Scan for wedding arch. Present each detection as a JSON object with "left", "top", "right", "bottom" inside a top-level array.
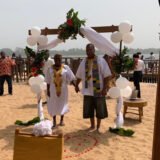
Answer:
[{"left": 26, "top": 9, "right": 160, "bottom": 159}]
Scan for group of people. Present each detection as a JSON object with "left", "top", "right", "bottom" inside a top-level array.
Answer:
[{"left": 45, "top": 43, "right": 112, "bottom": 132}]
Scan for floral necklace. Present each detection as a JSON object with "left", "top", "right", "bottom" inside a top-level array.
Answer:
[{"left": 53, "top": 64, "right": 64, "bottom": 97}]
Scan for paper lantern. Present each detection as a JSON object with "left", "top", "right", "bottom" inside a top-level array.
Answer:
[
  {"left": 108, "top": 87, "right": 121, "bottom": 99},
  {"left": 37, "top": 35, "right": 48, "bottom": 45},
  {"left": 40, "top": 82, "right": 47, "bottom": 91},
  {"left": 111, "top": 31, "right": 122, "bottom": 43},
  {"left": 116, "top": 76, "right": 129, "bottom": 89},
  {"left": 31, "top": 84, "right": 42, "bottom": 94},
  {"left": 119, "top": 21, "right": 131, "bottom": 34},
  {"left": 27, "top": 36, "right": 37, "bottom": 46},
  {"left": 35, "top": 75, "right": 45, "bottom": 85},
  {"left": 31, "top": 26, "right": 41, "bottom": 37},
  {"left": 122, "top": 32, "right": 134, "bottom": 44},
  {"left": 121, "top": 86, "right": 132, "bottom": 98},
  {"left": 28, "top": 76, "right": 37, "bottom": 86}
]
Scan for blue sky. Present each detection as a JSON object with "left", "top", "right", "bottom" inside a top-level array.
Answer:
[{"left": 0, "top": 0, "right": 160, "bottom": 51}]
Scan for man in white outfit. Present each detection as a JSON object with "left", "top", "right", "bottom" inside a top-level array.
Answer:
[{"left": 45, "top": 54, "right": 75, "bottom": 128}]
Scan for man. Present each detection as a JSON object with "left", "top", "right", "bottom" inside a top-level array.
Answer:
[
  {"left": 75, "top": 43, "right": 112, "bottom": 132},
  {"left": 45, "top": 54, "right": 75, "bottom": 128},
  {"left": 0, "top": 51, "right": 16, "bottom": 95},
  {"left": 148, "top": 52, "right": 156, "bottom": 72},
  {"left": 133, "top": 53, "right": 144, "bottom": 98}
]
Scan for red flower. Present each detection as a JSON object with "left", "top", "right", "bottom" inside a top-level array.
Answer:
[
  {"left": 33, "top": 73, "right": 38, "bottom": 77},
  {"left": 31, "top": 67, "right": 37, "bottom": 72},
  {"left": 67, "top": 19, "right": 73, "bottom": 26}
]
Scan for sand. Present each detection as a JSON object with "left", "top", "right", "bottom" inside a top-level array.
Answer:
[{"left": 0, "top": 82, "right": 156, "bottom": 160}]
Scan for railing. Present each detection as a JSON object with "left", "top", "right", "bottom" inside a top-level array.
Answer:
[{"left": 12, "top": 57, "right": 159, "bottom": 83}]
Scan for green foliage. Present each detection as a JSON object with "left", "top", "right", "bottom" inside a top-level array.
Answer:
[
  {"left": 15, "top": 117, "right": 40, "bottom": 126},
  {"left": 24, "top": 46, "right": 49, "bottom": 76},
  {"left": 111, "top": 47, "right": 134, "bottom": 74},
  {"left": 58, "top": 8, "right": 86, "bottom": 42},
  {"left": 109, "top": 127, "right": 134, "bottom": 137}
]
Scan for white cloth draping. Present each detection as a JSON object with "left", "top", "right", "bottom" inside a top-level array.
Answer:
[
  {"left": 45, "top": 65, "right": 75, "bottom": 116},
  {"left": 37, "top": 93, "right": 44, "bottom": 121},
  {"left": 76, "top": 56, "right": 111, "bottom": 96},
  {"left": 115, "top": 96, "right": 124, "bottom": 128},
  {"left": 80, "top": 27, "right": 119, "bottom": 57},
  {"left": 38, "top": 38, "right": 63, "bottom": 50}
]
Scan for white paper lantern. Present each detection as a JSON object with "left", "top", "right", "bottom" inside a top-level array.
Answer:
[
  {"left": 108, "top": 87, "right": 121, "bottom": 99},
  {"left": 111, "top": 31, "right": 122, "bottom": 43},
  {"left": 28, "top": 76, "right": 37, "bottom": 86},
  {"left": 31, "top": 26, "right": 41, "bottom": 37},
  {"left": 40, "top": 82, "right": 47, "bottom": 90},
  {"left": 37, "top": 35, "right": 48, "bottom": 45},
  {"left": 122, "top": 32, "right": 134, "bottom": 44},
  {"left": 119, "top": 21, "right": 132, "bottom": 34},
  {"left": 35, "top": 75, "right": 45, "bottom": 85},
  {"left": 116, "top": 76, "right": 129, "bottom": 89},
  {"left": 121, "top": 86, "right": 132, "bottom": 98},
  {"left": 31, "top": 84, "right": 42, "bottom": 94},
  {"left": 27, "top": 36, "right": 37, "bottom": 46}
]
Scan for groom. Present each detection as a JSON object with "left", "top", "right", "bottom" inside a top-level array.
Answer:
[{"left": 75, "top": 43, "right": 111, "bottom": 132}]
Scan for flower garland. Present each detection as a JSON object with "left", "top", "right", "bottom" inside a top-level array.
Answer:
[
  {"left": 53, "top": 64, "right": 64, "bottom": 96},
  {"left": 58, "top": 8, "right": 86, "bottom": 42}
]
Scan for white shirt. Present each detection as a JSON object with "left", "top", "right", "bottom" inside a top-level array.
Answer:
[
  {"left": 76, "top": 56, "right": 111, "bottom": 96},
  {"left": 134, "top": 59, "right": 145, "bottom": 72},
  {"left": 43, "top": 57, "right": 54, "bottom": 76}
]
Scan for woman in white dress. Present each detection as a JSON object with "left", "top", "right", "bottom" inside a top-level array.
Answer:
[{"left": 45, "top": 54, "right": 75, "bottom": 128}]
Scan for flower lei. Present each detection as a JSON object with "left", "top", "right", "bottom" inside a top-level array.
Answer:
[
  {"left": 58, "top": 8, "right": 86, "bottom": 42},
  {"left": 53, "top": 64, "right": 64, "bottom": 97}
]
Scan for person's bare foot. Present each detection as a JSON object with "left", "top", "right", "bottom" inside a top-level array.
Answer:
[
  {"left": 52, "top": 123, "right": 57, "bottom": 129},
  {"left": 85, "top": 126, "right": 95, "bottom": 131},
  {"left": 59, "top": 121, "right": 65, "bottom": 126}
]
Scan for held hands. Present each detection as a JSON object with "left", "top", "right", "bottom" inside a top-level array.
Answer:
[
  {"left": 101, "top": 88, "right": 107, "bottom": 96},
  {"left": 75, "top": 85, "right": 80, "bottom": 93}
]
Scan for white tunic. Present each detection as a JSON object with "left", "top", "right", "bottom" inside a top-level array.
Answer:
[
  {"left": 45, "top": 65, "right": 75, "bottom": 116},
  {"left": 76, "top": 56, "right": 111, "bottom": 96}
]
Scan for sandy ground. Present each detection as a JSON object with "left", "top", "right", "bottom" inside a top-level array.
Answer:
[{"left": 0, "top": 82, "right": 157, "bottom": 160}]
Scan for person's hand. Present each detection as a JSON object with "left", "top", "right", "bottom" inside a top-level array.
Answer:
[
  {"left": 101, "top": 88, "right": 107, "bottom": 96},
  {"left": 75, "top": 85, "right": 80, "bottom": 93}
]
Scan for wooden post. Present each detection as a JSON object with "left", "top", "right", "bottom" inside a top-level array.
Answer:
[
  {"left": 152, "top": 52, "right": 160, "bottom": 160},
  {"left": 28, "top": 25, "right": 119, "bottom": 35}
]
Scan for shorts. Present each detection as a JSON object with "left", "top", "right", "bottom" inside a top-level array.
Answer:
[{"left": 83, "top": 95, "right": 108, "bottom": 119}]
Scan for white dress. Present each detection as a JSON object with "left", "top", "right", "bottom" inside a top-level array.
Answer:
[{"left": 45, "top": 65, "right": 75, "bottom": 116}]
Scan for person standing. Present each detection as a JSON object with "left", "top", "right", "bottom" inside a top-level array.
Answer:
[
  {"left": 133, "top": 53, "right": 145, "bottom": 98},
  {"left": 75, "top": 43, "right": 112, "bottom": 132},
  {"left": 0, "top": 51, "right": 16, "bottom": 95},
  {"left": 45, "top": 54, "right": 75, "bottom": 128}
]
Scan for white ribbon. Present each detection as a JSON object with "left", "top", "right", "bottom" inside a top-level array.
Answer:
[{"left": 38, "top": 38, "right": 63, "bottom": 50}]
